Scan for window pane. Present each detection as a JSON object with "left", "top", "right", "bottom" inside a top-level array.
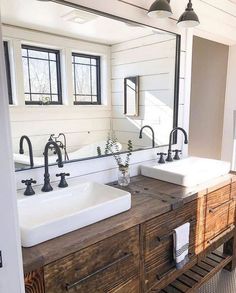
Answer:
[
  {"left": 49, "top": 53, "right": 56, "bottom": 61},
  {"left": 74, "top": 56, "right": 90, "bottom": 64},
  {"left": 22, "top": 58, "right": 30, "bottom": 93},
  {"left": 22, "top": 45, "right": 61, "bottom": 105},
  {"left": 75, "top": 64, "right": 91, "bottom": 95},
  {"left": 77, "top": 95, "right": 91, "bottom": 102},
  {"left": 92, "top": 95, "right": 98, "bottom": 103},
  {"left": 91, "top": 58, "right": 97, "bottom": 66},
  {"left": 28, "top": 49, "right": 49, "bottom": 59},
  {"left": 72, "top": 53, "right": 100, "bottom": 105},
  {"left": 91, "top": 66, "right": 97, "bottom": 95},
  {"left": 50, "top": 62, "right": 58, "bottom": 94},
  {"left": 51, "top": 95, "right": 59, "bottom": 102},
  {"left": 29, "top": 58, "right": 50, "bottom": 94}
]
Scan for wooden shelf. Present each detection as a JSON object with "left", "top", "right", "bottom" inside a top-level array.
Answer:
[{"left": 156, "top": 250, "right": 232, "bottom": 293}]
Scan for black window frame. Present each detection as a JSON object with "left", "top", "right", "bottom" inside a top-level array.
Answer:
[
  {"left": 72, "top": 52, "right": 101, "bottom": 105},
  {"left": 3, "top": 41, "right": 13, "bottom": 105},
  {"left": 21, "top": 44, "right": 62, "bottom": 105}
]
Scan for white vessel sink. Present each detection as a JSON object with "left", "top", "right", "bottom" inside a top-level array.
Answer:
[
  {"left": 141, "top": 156, "right": 231, "bottom": 187},
  {"left": 18, "top": 181, "right": 131, "bottom": 247}
]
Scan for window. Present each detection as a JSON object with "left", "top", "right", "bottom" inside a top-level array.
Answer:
[
  {"left": 3, "top": 41, "right": 13, "bottom": 104},
  {"left": 22, "top": 45, "right": 62, "bottom": 105},
  {"left": 72, "top": 53, "right": 101, "bottom": 105}
]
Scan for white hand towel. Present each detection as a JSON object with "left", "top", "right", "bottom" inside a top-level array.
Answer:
[{"left": 173, "top": 222, "right": 190, "bottom": 269}]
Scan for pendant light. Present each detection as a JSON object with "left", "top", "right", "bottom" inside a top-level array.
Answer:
[
  {"left": 147, "top": 0, "right": 172, "bottom": 19},
  {"left": 177, "top": 0, "right": 200, "bottom": 28}
]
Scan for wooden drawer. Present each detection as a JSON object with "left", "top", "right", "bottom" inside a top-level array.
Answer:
[
  {"left": 142, "top": 201, "right": 198, "bottom": 291},
  {"left": 44, "top": 227, "right": 139, "bottom": 293},
  {"left": 205, "top": 199, "right": 235, "bottom": 246},
  {"left": 206, "top": 185, "right": 231, "bottom": 209}
]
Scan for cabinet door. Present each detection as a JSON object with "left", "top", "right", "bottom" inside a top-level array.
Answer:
[
  {"left": 44, "top": 227, "right": 140, "bottom": 293},
  {"left": 142, "top": 200, "right": 198, "bottom": 292},
  {"left": 24, "top": 268, "right": 45, "bottom": 293}
]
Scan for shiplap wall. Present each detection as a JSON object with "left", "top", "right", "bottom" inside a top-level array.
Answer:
[
  {"left": 14, "top": 0, "right": 192, "bottom": 189},
  {"left": 111, "top": 33, "right": 176, "bottom": 148},
  {"left": 4, "top": 25, "right": 112, "bottom": 156}
]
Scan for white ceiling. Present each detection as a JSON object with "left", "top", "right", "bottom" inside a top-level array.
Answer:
[
  {"left": 0, "top": 0, "right": 173, "bottom": 45},
  {"left": 119, "top": 0, "right": 236, "bottom": 45}
]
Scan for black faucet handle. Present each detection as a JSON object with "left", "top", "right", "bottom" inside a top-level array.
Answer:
[
  {"left": 56, "top": 173, "right": 70, "bottom": 188},
  {"left": 157, "top": 153, "right": 167, "bottom": 164},
  {"left": 172, "top": 149, "right": 182, "bottom": 160},
  {"left": 21, "top": 179, "right": 37, "bottom": 196}
]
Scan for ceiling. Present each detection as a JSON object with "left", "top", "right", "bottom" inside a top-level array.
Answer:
[
  {"left": 0, "top": 0, "right": 173, "bottom": 45},
  {"left": 118, "top": 0, "right": 236, "bottom": 45}
]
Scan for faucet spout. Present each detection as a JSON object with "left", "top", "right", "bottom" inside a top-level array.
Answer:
[
  {"left": 41, "top": 141, "right": 63, "bottom": 192},
  {"left": 166, "top": 127, "right": 188, "bottom": 162},
  {"left": 139, "top": 125, "right": 155, "bottom": 148},
  {"left": 19, "top": 135, "right": 34, "bottom": 168}
]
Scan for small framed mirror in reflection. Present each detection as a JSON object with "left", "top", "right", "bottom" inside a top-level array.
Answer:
[{"left": 124, "top": 76, "right": 139, "bottom": 117}]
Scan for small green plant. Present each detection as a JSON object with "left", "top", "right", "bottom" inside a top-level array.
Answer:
[
  {"left": 40, "top": 96, "right": 51, "bottom": 105},
  {"left": 105, "top": 135, "right": 133, "bottom": 169}
]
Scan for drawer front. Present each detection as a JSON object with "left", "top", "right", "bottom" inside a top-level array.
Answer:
[
  {"left": 143, "top": 201, "right": 197, "bottom": 256},
  {"left": 142, "top": 201, "right": 197, "bottom": 291},
  {"left": 205, "top": 200, "right": 235, "bottom": 245},
  {"left": 44, "top": 227, "right": 139, "bottom": 293},
  {"left": 206, "top": 185, "right": 231, "bottom": 209}
]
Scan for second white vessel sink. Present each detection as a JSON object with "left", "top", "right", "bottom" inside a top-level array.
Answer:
[
  {"left": 141, "top": 156, "right": 231, "bottom": 187},
  {"left": 18, "top": 181, "right": 131, "bottom": 247}
]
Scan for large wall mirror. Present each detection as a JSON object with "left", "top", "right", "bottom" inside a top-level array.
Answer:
[{"left": 1, "top": 0, "right": 180, "bottom": 171}]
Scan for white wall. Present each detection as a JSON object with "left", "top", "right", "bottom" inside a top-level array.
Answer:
[
  {"left": 4, "top": 25, "right": 112, "bottom": 155},
  {"left": 189, "top": 36, "right": 229, "bottom": 160},
  {"left": 111, "top": 33, "right": 176, "bottom": 148},
  {"left": 222, "top": 45, "right": 236, "bottom": 164}
]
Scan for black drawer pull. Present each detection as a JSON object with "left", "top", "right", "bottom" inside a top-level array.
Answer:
[
  {"left": 207, "top": 224, "right": 235, "bottom": 245},
  {"left": 157, "top": 217, "right": 196, "bottom": 243},
  {"left": 208, "top": 199, "right": 234, "bottom": 214},
  {"left": 65, "top": 252, "right": 133, "bottom": 290}
]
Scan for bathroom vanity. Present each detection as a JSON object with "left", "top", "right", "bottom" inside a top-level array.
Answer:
[{"left": 23, "top": 174, "right": 236, "bottom": 293}]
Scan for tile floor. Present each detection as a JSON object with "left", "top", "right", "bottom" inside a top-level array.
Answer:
[{"left": 198, "top": 268, "right": 236, "bottom": 293}]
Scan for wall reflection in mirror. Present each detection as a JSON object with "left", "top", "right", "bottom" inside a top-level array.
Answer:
[{"left": 1, "top": 0, "right": 180, "bottom": 171}]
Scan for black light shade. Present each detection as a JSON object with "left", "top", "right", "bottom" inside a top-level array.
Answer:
[
  {"left": 148, "top": 0, "right": 172, "bottom": 18},
  {"left": 178, "top": 0, "right": 200, "bottom": 28}
]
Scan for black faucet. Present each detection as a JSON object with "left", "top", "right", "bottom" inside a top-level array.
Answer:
[
  {"left": 48, "top": 133, "right": 69, "bottom": 161},
  {"left": 19, "top": 135, "right": 34, "bottom": 168},
  {"left": 41, "top": 141, "right": 63, "bottom": 192},
  {"left": 166, "top": 127, "right": 188, "bottom": 162},
  {"left": 139, "top": 125, "right": 155, "bottom": 148}
]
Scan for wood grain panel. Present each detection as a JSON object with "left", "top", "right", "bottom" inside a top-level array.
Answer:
[
  {"left": 24, "top": 268, "right": 45, "bottom": 293},
  {"left": 205, "top": 200, "right": 235, "bottom": 245},
  {"left": 206, "top": 184, "right": 231, "bottom": 209},
  {"left": 44, "top": 227, "right": 139, "bottom": 293}
]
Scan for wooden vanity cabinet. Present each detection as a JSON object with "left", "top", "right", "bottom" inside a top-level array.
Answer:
[
  {"left": 44, "top": 226, "right": 140, "bottom": 293},
  {"left": 24, "top": 179, "right": 236, "bottom": 293}
]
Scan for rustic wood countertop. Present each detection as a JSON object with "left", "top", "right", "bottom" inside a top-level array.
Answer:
[{"left": 22, "top": 174, "right": 235, "bottom": 273}]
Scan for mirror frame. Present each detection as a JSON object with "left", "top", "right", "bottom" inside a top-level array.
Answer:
[{"left": 14, "top": 0, "right": 181, "bottom": 172}]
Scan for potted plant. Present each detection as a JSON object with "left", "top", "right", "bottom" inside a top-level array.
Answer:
[{"left": 105, "top": 135, "right": 133, "bottom": 186}]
